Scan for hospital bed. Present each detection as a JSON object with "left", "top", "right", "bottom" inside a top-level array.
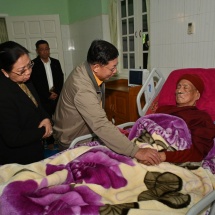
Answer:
[
  {"left": 69, "top": 68, "right": 215, "bottom": 215},
  {"left": 0, "top": 68, "right": 215, "bottom": 215}
]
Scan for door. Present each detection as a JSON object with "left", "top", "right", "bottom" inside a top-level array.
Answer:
[
  {"left": 5, "top": 14, "right": 65, "bottom": 76},
  {"left": 118, "top": 0, "right": 149, "bottom": 70}
]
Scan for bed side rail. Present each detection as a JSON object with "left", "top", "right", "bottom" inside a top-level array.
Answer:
[
  {"left": 69, "top": 133, "right": 96, "bottom": 148},
  {"left": 69, "top": 122, "right": 135, "bottom": 148},
  {"left": 136, "top": 68, "right": 165, "bottom": 116},
  {"left": 186, "top": 190, "right": 215, "bottom": 215}
]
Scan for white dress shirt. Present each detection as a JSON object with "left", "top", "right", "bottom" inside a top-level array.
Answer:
[{"left": 42, "top": 58, "right": 54, "bottom": 91}]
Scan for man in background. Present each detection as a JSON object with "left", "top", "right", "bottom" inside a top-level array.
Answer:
[{"left": 31, "top": 40, "right": 64, "bottom": 146}]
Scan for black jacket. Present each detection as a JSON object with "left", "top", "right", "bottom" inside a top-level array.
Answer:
[
  {"left": 0, "top": 72, "right": 49, "bottom": 164},
  {"left": 31, "top": 56, "right": 64, "bottom": 116}
]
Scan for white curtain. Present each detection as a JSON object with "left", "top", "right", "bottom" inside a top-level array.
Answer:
[
  {"left": 0, "top": 18, "right": 8, "bottom": 43},
  {"left": 108, "top": 0, "right": 118, "bottom": 47},
  {"left": 109, "top": 0, "right": 122, "bottom": 76}
]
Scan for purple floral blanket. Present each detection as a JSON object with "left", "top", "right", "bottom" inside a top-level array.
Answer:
[
  {"left": 128, "top": 114, "right": 215, "bottom": 174},
  {"left": 0, "top": 114, "right": 215, "bottom": 215}
]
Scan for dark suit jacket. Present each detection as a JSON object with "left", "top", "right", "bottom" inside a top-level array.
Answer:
[
  {"left": 0, "top": 72, "right": 49, "bottom": 164},
  {"left": 31, "top": 56, "right": 64, "bottom": 116}
]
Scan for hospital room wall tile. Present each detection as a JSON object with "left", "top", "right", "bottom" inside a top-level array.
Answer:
[
  {"left": 168, "top": 19, "right": 174, "bottom": 44},
  {"left": 159, "top": 45, "right": 166, "bottom": 68},
  {"left": 61, "top": 25, "right": 73, "bottom": 80},
  {"left": 200, "top": 0, "right": 215, "bottom": 13},
  {"left": 160, "top": 45, "right": 168, "bottom": 68},
  {"left": 159, "top": 67, "right": 173, "bottom": 79},
  {"left": 67, "top": 15, "right": 108, "bottom": 79},
  {"left": 163, "top": 45, "right": 174, "bottom": 68},
  {"left": 198, "top": 41, "right": 215, "bottom": 68},
  {"left": 150, "top": 22, "right": 158, "bottom": 46},
  {"left": 172, "top": 17, "right": 185, "bottom": 44},
  {"left": 61, "top": 25, "right": 71, "bottom": 39},
  {"left": 63, "top": 50, "right": 73, "bottom": 80},
  {"left": 182, "top": 43, "right": 200, "bottom": 68},
  {"left": 169, "top": 45, "right": 175, "bottom": 68},
  {"left": 160, "top": 22, "right": 167, "bottom": 44},
  {"left": 150, "top": 44, "right": 160, "bottom": 67},
  {"left": 166, "top": 0, "right": 175, "bottom": 20},
  {"left": 170, "top": 0, "right": 185, "bottom": 19},
  {"left": 150, "top": 45, "right": 156, "bottom": 66},
  {"left": 198, "top": 12, "right": 215, "bottom": 42},
  {"left": 163, "top": 45, "right": 172, "bottom": 67},
  {"left": 172, "top": 44, "right": 183, "bottom": 68},
  {"left": 184, "top": 0, "right": 200, "bottom": 16},
  {"left": 150, "top": 0, "right": 159, "bottom": 23},
  {"left": 157, "top": 0, "right": 168, "bottom": 21},
  {"left": 150, "top": 0, "right": 215, "bottom": 79},
  {"left": 164, "top": 20, "right": 172, "bottom": 44},
  {"left": 169, "top": 19, "right": 181, "bottom": 44},
  {"left": 213, "top": 41, "right": 215, "bottom": 68}
]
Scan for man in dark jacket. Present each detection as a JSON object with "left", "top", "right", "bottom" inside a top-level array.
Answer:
[{"left": 31, "top": 40, "right": 64, "bottom": 146}]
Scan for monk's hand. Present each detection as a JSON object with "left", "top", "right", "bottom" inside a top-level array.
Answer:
[{"left": 158, "top": 152, "right": 166, "bottom": 162}]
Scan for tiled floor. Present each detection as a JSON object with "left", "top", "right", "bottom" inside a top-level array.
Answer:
[{"left": 43, "top": 143, "right": 60, "bottom": 158}]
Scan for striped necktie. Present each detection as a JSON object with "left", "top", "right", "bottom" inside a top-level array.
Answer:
[{"left": 18, "top": 83, "right": 38, "bottom": 107}]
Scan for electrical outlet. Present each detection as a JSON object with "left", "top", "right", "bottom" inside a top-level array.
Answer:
[{"left": 187, "top": 22, "right": 195, "bottom": 34}]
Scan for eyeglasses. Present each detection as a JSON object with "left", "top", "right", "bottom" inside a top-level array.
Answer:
[
  {"left": 104, "top": 66, "right": 117, "bottom": 73},
  {"left": 11, "top": 61, "right": 34, "bottom": 76}
]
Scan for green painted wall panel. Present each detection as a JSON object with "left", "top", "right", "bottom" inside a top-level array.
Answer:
[
  {"left": 68, "top": 0, "right": 109, "bottom": 23},
  {"left": 0, "top": 0, "right": 109, "bottom": 25}
]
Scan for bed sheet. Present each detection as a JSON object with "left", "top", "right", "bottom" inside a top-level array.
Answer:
[{"left": 0, "top": 115, "right": 215, "bottom": 215}]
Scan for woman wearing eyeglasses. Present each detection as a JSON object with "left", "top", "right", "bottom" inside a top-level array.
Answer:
[{"left": 0, "top": 41, "right": 53, "bottom": 165}]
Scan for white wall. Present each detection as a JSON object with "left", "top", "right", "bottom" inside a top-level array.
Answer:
[
  {"left": 150, "top": 0, "right": 215, "bottom": 79},
  {"left": 61, "top": 15, "right": 110, "bottom": 80}
]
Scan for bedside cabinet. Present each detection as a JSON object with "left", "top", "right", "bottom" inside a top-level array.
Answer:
[{"left": 105, "top": 79, "right": 144, "bottom": 125}]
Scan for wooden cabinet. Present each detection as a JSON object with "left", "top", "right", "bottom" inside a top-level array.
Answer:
[{"left": 105, "top": 79, "right": 143, "bottom": 125}]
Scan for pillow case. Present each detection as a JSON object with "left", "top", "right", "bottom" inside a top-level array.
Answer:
[{"left": 158, "top": 68, "right": 215, "bottom": 121}]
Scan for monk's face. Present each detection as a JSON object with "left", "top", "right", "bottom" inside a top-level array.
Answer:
[{"left": 175, "top": 79, "right": 200, "bottom": 107}]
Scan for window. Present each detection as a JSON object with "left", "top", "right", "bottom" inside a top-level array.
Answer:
[{"left": 118, "top": 0, "right": 149, "bottom": 70}]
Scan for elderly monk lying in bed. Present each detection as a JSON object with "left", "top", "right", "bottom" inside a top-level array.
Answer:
[{"left": 155, "top": 74, "right": 215, "bottom": 163}]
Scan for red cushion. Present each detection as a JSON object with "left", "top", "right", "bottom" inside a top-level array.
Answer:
[
  {"left": 145, "top": 94, "right": 160, "bottom": 115},
  {"left": 158, "top": 68, "right": 215, "bottom": 121}
]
